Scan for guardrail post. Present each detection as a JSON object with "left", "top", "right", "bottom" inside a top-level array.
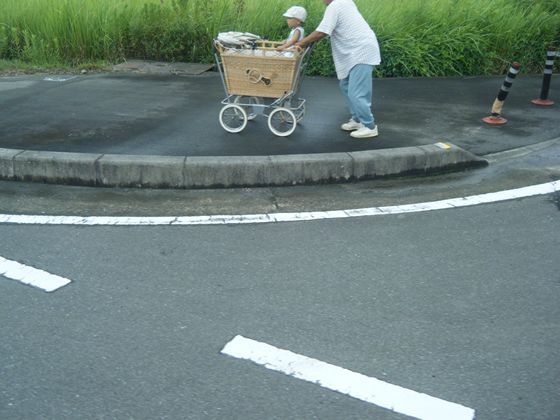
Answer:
[{"left": 483, "top": 62, "right": 521, "bottom": 125}]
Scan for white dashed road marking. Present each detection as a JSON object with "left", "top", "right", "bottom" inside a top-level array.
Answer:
[
  {"left": 0, "top": 255, "right": 72, "bottom": 292},
  {"left": 222, "top": 335, "right": 475, "bottom": 420}
]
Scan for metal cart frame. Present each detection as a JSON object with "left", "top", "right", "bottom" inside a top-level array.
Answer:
[{"left": 214, "top": 39, "right": 314, "bottom": 137}]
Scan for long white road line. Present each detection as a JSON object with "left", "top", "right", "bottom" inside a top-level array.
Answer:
[
  {"left": 0, "top": 256, "right": 71, "bottom": 292},
  {"left": 0, "top": 181, "right": 558, "bottom": 226},
  {"left": 222, "top": 335, "right": 475, "bottom": 420}
]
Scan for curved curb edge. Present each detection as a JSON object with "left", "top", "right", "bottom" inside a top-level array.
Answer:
[{"left": 0, "top": 144, "right": 487, "bottom": 189}]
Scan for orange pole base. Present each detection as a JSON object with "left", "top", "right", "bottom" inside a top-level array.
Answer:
[
  {"left": 531, "top": 98, "right": 555, "bottom": 106},
  {"left": 482, "top": 116, "right": 507, "bottom": 125}
]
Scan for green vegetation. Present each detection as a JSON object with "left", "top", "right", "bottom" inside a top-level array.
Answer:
[{"left": 1, "top": 0, "right": 559, "bottom": 77}]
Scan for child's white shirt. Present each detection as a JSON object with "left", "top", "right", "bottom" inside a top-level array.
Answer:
[{"left": 287, "top": 26, "right": 305, "bottom": 43}]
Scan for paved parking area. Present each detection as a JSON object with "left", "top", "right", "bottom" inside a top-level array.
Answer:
[{"left": 1, "top": 72, "right": 558, "bottom": 157}]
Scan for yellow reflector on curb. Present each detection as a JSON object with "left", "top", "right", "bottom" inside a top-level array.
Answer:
[{"left": 434, "top": 142, "right": 452, "bottom": 150}]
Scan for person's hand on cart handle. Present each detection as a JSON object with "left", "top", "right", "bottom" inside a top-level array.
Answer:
[{"left": 296, "top": 30, "right": 328, "bottom": 50}]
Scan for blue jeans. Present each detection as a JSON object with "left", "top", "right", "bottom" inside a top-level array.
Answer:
[{"left": 339, "top": 64, "right": 375, "bottom": 129}]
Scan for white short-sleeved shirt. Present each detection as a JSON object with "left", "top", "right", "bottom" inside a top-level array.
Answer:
[
  {"left": 316, "top": 0, "right": 381, "bottom": 80},
  {"left": 287, "top": 26, "right": 305, "bottom": 43}
]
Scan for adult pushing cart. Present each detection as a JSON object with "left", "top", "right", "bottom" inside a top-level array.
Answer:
[{"left": 214, "top": 32, "right": 314, "bottom": 137}]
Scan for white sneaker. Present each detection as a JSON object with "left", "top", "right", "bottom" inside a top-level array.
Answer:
[
  {"left": 340, "top": 119, "right": 364, "bottom": 131},
  {"left": 350, "top": 125, "right": 379, "bottom": 139}
]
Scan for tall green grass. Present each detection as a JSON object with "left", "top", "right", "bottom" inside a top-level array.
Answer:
[{"left": 1, "top": 0, "right": 558, "bottom": 76}]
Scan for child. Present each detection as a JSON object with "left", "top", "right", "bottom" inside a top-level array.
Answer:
[{"left": 277, "top": 6, "right": 307, "bottom": 51}]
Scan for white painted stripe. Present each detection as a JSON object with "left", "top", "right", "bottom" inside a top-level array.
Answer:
[
  {"left": 43, "top": 76, "right": 77, "bottom": 82},
  {"left": 0, "top": 256, "right": 71, "bottom": 292},
  {"left": 0, "top": 180, "right": 558, "bottom": 226},
  {"left": 222, "top": 335, "right": 475, "bottom": 420}
]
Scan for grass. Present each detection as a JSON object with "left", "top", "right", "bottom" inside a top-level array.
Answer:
[{"left": 1, "top": 0, "right": 559, "bottom": 77}]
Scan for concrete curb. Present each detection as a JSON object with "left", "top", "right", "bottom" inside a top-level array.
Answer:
[{"left": 0, "top": 143, "right": 487, "bottom": 189}]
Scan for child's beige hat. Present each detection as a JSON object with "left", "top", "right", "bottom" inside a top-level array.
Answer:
[{"left": 283, "top": 6, "right": 307, "bottom": 23}]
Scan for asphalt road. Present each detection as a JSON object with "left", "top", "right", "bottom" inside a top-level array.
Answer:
[
  {"left": 1, "top": 144, "right": 559, "bottom": 419},
  {"left": 1, "top": 193, "right": 559, "bottom": 419}
]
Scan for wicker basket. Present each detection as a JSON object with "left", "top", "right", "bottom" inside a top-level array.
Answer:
[{"left": 217, "top": 41, "right": 302, "bottom": 99}]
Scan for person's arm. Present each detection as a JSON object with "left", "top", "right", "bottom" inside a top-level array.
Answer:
[
  {"left": 277, "top": 28, "right": 302, "bottom": 50},
  {"left": 297, "top": 2, "right": 336, "bottom": 49},
  {"left": 295, "top": 30, "right": 327, "bottom": 49}
]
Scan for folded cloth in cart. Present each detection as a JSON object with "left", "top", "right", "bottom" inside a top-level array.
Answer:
[{"left": 217, "top": 32, "right": 261, "bottom": 48}]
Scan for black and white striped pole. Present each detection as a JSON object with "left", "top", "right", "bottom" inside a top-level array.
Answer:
[
  {"left": 483, "top": 62, "right": 521, "bottom": 125},
  {"left": 531, "top": 47, "right": 557, "bottom": 106}
]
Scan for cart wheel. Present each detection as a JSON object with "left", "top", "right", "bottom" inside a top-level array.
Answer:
[
  {"left": 268, "top": 107, "right": 297, "bottom": 137},
  {"left": 233, "top": 96, "right": 261, "bottom": 120},
  {"left": 219, "top": 104, "right": 248, "bottom": 133}
]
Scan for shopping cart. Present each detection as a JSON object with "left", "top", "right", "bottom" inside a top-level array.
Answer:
[{"left": 214, "top": 34, "right": 314, "bottom": 137}]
